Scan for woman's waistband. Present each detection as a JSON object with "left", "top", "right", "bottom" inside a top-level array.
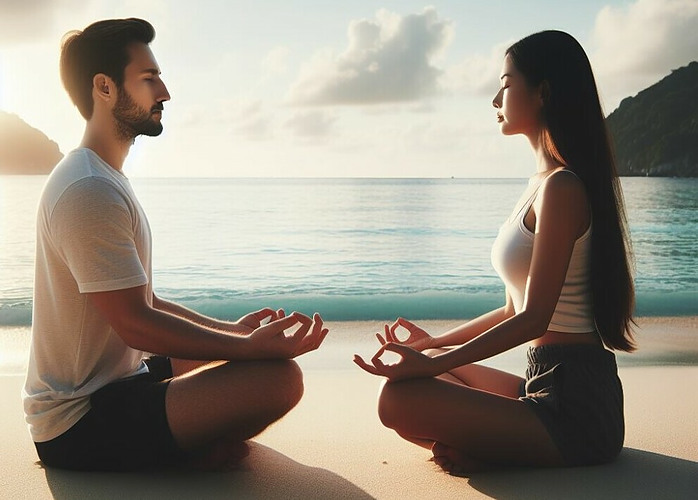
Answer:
[{"left": 527, "top": 343, "right": 616, "bottom": 365}]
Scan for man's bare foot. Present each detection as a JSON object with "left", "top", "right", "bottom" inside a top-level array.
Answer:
[
  {"left": 187, "top": 439, "right": 250, "bottom": 472},
  {"left": 430, "top": 442, "right": 492, "bottom": 476}
]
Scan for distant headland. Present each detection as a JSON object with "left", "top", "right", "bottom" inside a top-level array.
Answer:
[
  {"left": 0, "top": 111, "right": 63, "bottom": 175},
  {"left": 606, "top": 61, "right": 698, "bottom": 177}
]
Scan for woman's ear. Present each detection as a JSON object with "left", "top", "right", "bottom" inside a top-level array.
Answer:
[{"left": 539, "top": 80, "right": 551, "bottom": 105}]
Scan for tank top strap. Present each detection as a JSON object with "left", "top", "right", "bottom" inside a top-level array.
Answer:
[
  {"left": 510, "top": 168, "right": 576, "bottom": 223},
  {"left": 511, "top": 181, "right": 544, "bottom": 221},
  {"left": 551, "top": 168, "right": 581, "bottom": 181}
]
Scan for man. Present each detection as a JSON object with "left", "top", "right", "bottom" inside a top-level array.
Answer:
[{"left": 23, "top": 18, "right": 328, "bottom": 472}]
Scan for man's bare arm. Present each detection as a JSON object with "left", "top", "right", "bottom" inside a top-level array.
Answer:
[
  {"left": 151, "top": 293, "right": 249, "bottom": 334},
  {"left": 89, "top": 285, "right": 326, "bottom": 360}
]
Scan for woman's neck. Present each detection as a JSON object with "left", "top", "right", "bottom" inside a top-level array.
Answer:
[
  {"left": 528, "top": 130, "right": 565, "bottom": 174},
  {"left": 535, "top": 149, "right": 563, "bottom": 174}
]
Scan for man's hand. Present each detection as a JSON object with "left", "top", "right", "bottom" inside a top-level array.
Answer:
[
  {"left": 246, "top": 312, "right": 329, "bottom": 359},
  {"left": 234, "top": 308, "right": 286, "bottom": 334}
]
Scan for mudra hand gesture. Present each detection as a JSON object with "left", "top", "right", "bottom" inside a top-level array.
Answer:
[
  {"left": 247, "top": 311, "right": 328, "bottom": 359},
  {"left": 236, "top": 307, "right": 286, "bottom": 333},
  {"left": 376, "top": 317, "right": 436, "bottom": 351},
  {"left": 353, "top": 318, "right": 441, "bottom": 381}
]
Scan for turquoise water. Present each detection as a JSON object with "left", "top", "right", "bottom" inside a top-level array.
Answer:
[{"left": 1, "top": 176, "right": 696, "bottom": 324}]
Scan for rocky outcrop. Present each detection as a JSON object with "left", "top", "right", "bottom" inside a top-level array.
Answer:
[{"left": 0, "top": 111, "right": 63, "bottom": 174}]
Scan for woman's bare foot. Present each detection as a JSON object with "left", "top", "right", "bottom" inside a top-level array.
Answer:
[{"left": 430, "top": 442, "right": 493, "bottom": 476}]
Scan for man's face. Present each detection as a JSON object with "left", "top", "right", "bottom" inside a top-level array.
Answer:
[{"left": 113, "top": 42, "right": 170, "bottom": 141}]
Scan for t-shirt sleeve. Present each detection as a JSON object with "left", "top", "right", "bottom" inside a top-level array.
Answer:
[{"left": 50, "top": 177, "right": 149, "bottom": 293}]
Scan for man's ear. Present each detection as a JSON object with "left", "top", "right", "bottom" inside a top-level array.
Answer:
[{"left": 93, "top": 74, "right": 113, "bottom": 101}]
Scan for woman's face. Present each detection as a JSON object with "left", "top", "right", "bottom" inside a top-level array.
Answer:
[{"left": 492, "top": 54, "right": 542, "bottom": 138}]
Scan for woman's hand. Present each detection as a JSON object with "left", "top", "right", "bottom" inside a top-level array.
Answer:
[
  {"left": 353, "top": 342, "right": 440, "bottom": 381},
  {"left": 376, "top": 317, "right": 436, "bottom": 352}
]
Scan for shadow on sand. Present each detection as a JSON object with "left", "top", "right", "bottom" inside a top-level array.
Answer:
[
  {"left": 43, "top": 442, "right": 375, "bottom": 500},
  {"left": 468, "top": 448, "right": 697, "bottom": 500}
]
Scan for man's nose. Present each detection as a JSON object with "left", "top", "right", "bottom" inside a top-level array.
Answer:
[{"left": 159, "top": 80, "right": 171, "bottom": 102}]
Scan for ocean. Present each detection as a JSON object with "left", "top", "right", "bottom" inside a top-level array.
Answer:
[{"left": 1, "top": 176, "right": 696, "bottom": 327}]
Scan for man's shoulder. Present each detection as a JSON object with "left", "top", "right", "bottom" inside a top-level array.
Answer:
[
  {"left": 49, "top": 148, "right": 106, "bottom": 184},
  {"left": 43, "top": 149, "right": 126, "bottom": 210}
]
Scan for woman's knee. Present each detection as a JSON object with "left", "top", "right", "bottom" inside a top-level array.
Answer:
[{"left": 377, "top": 379, "right": 412, "bottom": 429}]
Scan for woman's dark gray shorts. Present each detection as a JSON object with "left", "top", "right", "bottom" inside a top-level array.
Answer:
[{"left": 519, "top": 344, "right": 625, "bottom": 466}]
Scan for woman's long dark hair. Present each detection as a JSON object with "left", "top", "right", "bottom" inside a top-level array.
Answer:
[{"left": 507, "top": 30, "right": 635, "bottom": 351}]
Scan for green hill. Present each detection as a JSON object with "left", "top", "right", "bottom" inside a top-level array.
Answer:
[
  {"left": 0, "top": 111, "right": 63, "bottom": 174},
  {"left": 606, "top": 61, "right": 698, "bottom": 177}
]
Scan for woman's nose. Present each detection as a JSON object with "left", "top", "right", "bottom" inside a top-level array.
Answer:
[{"left": 492, "top": 88, "right": 502, "bottom": 108}]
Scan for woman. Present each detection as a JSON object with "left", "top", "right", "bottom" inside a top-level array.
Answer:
[{"left": 354, "top": 30, "right": 635, "bottom": 474}]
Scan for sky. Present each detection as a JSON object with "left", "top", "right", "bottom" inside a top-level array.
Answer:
[{"left": 1, "top": 0, "right": 697, "bottom": 178}]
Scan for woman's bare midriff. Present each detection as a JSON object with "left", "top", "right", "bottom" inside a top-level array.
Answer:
[{"left": 531, "top": 329, "right": 602, "bottom": 347}]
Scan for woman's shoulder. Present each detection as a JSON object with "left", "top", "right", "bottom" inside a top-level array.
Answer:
[
  {"left": 540, "top": 168, "right": 587, "bottom": 200},
  {"left": 536, "top": 168, "right": 590, "bottom": 235}
]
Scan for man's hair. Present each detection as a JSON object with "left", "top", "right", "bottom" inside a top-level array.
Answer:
[{"left": 60, "top": 18, "right": 155, "bottom": 119}]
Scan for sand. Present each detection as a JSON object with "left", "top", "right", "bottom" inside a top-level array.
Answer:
[{"left": 1, "top": 317, "right": 696, "bottom": 499}]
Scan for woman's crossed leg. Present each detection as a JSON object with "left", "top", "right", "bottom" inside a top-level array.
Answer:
[{"left": 376, "top": 363, "right": 563, "bottom": 475}]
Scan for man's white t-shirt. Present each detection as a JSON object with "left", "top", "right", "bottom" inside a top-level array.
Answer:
[{"left": 23, "top": 148, "right": 152, "bottom": 443}]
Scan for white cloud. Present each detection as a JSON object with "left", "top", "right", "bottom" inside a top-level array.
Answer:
[
  {"left": 171, "top": 99, "right": 275, "bottom": 141},
  {"left": 0, "top": 0, "right": 94, "bottom": 46},
  {"left": 443, "top": 40, "right": 514, "bottom": 97},
  {"left": 0, "top": 0, "right": 55, "bottom": 45},
  {"left": 589, "top": 0, "right": 698, "bottom": 109},
  {"left": 287, "top": 7, "right": 453, "bottom": 106},
  {"left": 261, "top": 46, "right": 291, "bottom": 77},
  {"left": 233, "top": 100, "right": 274, "bottom": 141},
  {"left": 285, "top": 110, "right": 336, "bottom": 139}
]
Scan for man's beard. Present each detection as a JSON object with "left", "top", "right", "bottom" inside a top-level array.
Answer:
[{"left": 112, "top": 86, "right": 164, "bottom": 141}]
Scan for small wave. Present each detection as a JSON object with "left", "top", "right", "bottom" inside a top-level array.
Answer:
[
  {"left": 175, "top": 292, "right": 503, "bottom": 321},
  {"left": 2, "top": 290, "right": 696, "bottom": 326},
  {"left": 634, "top": 291, "right": 698, "bottom": 317},
  {"left": 0, "top": 302, "right": 32, "bottom": 326}
]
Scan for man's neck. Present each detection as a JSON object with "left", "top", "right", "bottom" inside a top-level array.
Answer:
[{"left": 80, "top": 122, "right": 132, "bottom": 171}]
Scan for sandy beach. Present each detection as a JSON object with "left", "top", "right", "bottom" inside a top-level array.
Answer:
[{"left": 1, "top": 317, "right": 696, "bottom": 499}]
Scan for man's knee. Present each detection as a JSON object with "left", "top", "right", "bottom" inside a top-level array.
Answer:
[
  {"left": 282, "top": 359, "right": 304, "bottom": 408},
  {"left": 266, "top": 359, "right": 304, "bottom": 414}
]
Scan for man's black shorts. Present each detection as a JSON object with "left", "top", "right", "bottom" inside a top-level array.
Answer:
[{"left": 35, "top": 356, "right": 188, "bottom": 471}]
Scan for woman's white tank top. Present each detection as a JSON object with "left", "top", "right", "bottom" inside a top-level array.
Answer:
[{"left": 490, "top": 171, "right": 596, "bottom": 333}]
